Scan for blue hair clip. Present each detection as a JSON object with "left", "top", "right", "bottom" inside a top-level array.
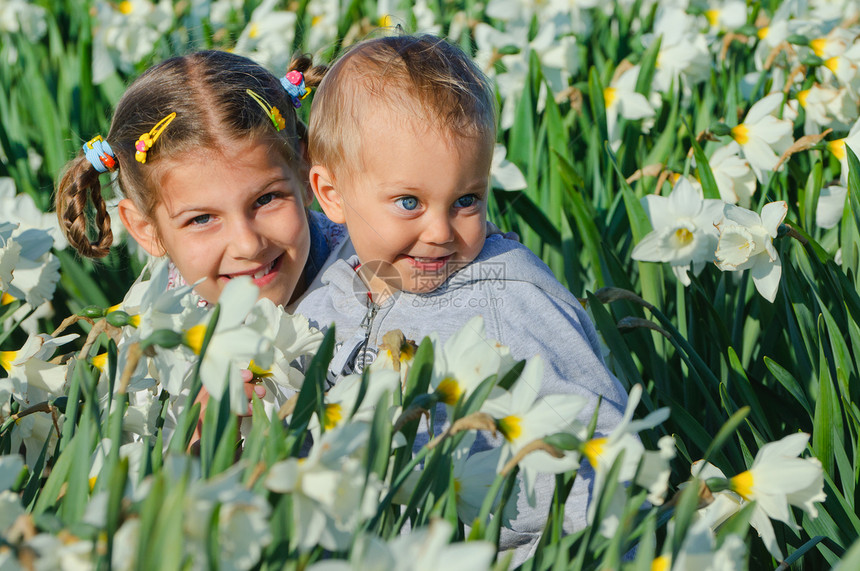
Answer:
[
  {"left": 83, "top": 136, "right": 117, "bottom": 173},
  {"left": 281, "top": 70, "right": 310, "bottom": 108}
]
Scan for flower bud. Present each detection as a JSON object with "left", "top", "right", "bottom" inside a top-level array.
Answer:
[
  {"left": 709, "top": 122, "right": 732, "bottom": 136},
  {"left": 78, "top": 305, "right": 105, "bottom": 318},
  {"left": 105, "top": 310, "right": 132, "bottom": 327},
  {"left": 143, "top": 329, "right": 183, "bottom": 349}
]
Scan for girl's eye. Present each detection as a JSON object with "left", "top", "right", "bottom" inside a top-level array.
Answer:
[
  {"left": 396, "top": 196, "right": 419, "bottom": 211},
  {"left": 256, "top": 192, "right": 276, "bottom": 207},
  {"left": 190, "top": 214, "right": 211, "bottom": 226},
  {"left": 455, "top": 194, "right": 478, "bottom": 208}
]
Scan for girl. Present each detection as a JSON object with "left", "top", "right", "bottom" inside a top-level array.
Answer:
[
  {"left": 54, "top": 50, "right": 339, "bottom": 426},
  {"left": 55, "top": 50, "right": 339, "bottom": 309}
]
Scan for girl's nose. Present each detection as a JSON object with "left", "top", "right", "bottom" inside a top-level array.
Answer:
[{"left": 229, "top": 217, "right": 266, "bottom": 259}]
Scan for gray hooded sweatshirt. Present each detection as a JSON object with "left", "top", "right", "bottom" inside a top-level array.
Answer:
[{"left": 291, "top": 233, "right": 628, "bottom": 565}]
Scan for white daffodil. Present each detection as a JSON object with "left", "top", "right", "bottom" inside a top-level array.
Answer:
[
  {"left": 0, "top": 224, "right": 61, "bottom": 309},
  {"left": 0, "top": 455, "right": 25, "bottom": 536},
  {"left": 0, "top": 489, "right": 24, "bottom": 537},
  {"left": 796, "top": 84, "right": 857, "bottom": 135},
  {"left": 304, "top": 0, "right": 340, "bottom": 54},
  {"left": 1, "top": 333, "right": 78, "bottom": 465},
  {"left": 266, "top": 424, "right": 383, "bottom": 552},
  {"left": 632, "top": 177, "right": 725, "bottom": 286},
  {"left": 580, "top": 384, "right": 671, "bottom": 536},
  {"left": 0, "top": 178, "right": 65, "bottom": 249},
  {"left": 91, "top": 0, "right": 174, "bottom": 83},
  {"left": 308, "top": 520, "right": 495, "bottom": 571},
  {"left": 715, "top": 201, "right": 787, "bottom": 302},
  {"left": 604, "top": 64, "right": 656, "bottom": 151},
  {"left": 111, "top": 518, "right": 141, "bottom": 571},
  {"left": 309, "top": 369, "right": 400, "bottom": 436},
  {"left": 481, "top": 357, "right": 586, "bottom": 501},
  {"left": 246, "top": 297, "right": 322, "bottom": 391},
  {"left": 26, "top": 532, "right": 96, "bottom": 570},
  {"left": 816, "top": 184, "right": 848, "bottom": 229},
  {"left": 698, "top": 433, "right": 825, "bottom": 560},
  {"left": 692, "top": 461, "right": 745, "bottom": 531},
  {"left": 0, "top": 454, "right": 23, "bottom": 492},
  {"left": 88, "top": 439, "right": 147, "bottom": 500},
  {"left": 818, "top": 43, "right": 860, "bottom": 98},
  {"left": 0, "top": 221, "right": 21, "bottom": 290},
  {"left": 705, "top": 142, "right": 757, "bottom": 208},
  {"left": 474, "top": 21, "right": 576, "bottom": 129},
  {"left": 702, "top": 1, "right": 747, "bottom": 33},
  {"left": 180, "top": 277, "right": 271, "bottom": 415},
  {"left": 491, "top": 144, "right": 527, "bottom": 191},
  {"left": 810, "top": 0, "right": 860, "bottom": 21},
  {"left": 657, "top": 517, "right": 746, "bottom": 571},
  {"left": 411, "top": 0, "right": 441, "bottom": 35},
  {"left": 809, "top": 26, "right": 857, "bottom": 61},
  {"left": 729, "top": 433, "right": 826, "bottom": 557},
  {"left": 183, "top": 464, "right": 272, "bottom": 571},
  {"left": 395, "top": 430, "right": 521, "bottom": 527},
  {"left": 728, "top": 93, "right": 794, "bottom": 182},
  {"left": 828, "top": 116, "right": 860, "bottom": 186},
  {"left": 452, "top": 432, "right": 521, "bottom": 526},
  {"left": 642, "top": 7, "right": 712, "bottom": 94},
  {"left": 233, "top": 0, "right": 297, "bottom": 73},
  {"left": 0, "top": 0, "right": 47, "bottom": 38},
  {"left": 429, "top": 316, "right": 516, "bottom": 411}
]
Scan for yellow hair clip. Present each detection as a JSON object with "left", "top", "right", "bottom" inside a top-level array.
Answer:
[
  {"left": 135, "top": 112, "right": 177, "bottom": 164},
  {"left": 247, "top": 89, "right": 285, "bottom": 131}
]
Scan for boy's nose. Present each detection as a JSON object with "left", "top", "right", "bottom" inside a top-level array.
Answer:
[
  {"left": 229, "top": 218, "right": 266, "bottom": 258},
  {"left": 421, "top": 212, "right": 455, "bottom": 245}
]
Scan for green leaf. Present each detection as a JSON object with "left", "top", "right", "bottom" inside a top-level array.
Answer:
[
  {"left": 688, "top": 125, "right": 720, "bottom": 199},
  {"left": 812, "top": 318, "right": 838, "bottom": 477},
  {"left": 289, "top": 326, "right": 335, "bottom": 453},
  {"left": 701, "top": 406, "right": 749, "bottom": 467},
  {"left": 764, "top": 357, "right": 813, "bottom": 418}
]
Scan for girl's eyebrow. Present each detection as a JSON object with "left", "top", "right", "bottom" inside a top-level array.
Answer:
[{"left": 166, "top": 176, "right": 292, "bottom": 219}]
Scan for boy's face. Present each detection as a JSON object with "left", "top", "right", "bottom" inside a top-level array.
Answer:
[
  {"left": 120, "top": 137, "right": 310, "bottom": 306},
  {"left": 315, "top": 113, "right": 493, "bottom": 296}
]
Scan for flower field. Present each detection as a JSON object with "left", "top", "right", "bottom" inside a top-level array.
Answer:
[{"left": 2, "top": 0, "right": 860, "bottom": 568}]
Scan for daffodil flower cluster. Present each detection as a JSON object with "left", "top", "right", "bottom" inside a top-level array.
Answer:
[{"left": 632, "top": 177, "right": 788, "bottom": 302}]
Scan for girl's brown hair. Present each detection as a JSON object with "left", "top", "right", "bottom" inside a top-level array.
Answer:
[{"left": 56, "top": 50, "right": 328, "bottom": 258}]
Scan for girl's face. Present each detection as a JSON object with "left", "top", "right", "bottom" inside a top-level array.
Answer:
[{"left": 120, "top": 137, "right": 310, "bottom": 306}]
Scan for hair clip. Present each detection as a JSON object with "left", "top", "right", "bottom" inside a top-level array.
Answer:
[
  {"left": 246, "top": 89, "right": 285, "bottom": 131},
  {"left": 135, "top": 112, "right": 177, "bottom": 164},
  {"left": 281, "top": 70, "right": 310, "bottom": 108},
  {"left": 82, "top": 135, "right": 117, "bottom": 173}
]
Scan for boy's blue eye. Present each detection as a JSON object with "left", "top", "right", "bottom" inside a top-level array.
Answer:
[
  {"left": 455, "top": 194, "right": 478, "bottom": 208},
  {"left": 397, "top": 196, "right": 419, "bottom": 211},
  {"left": 190, "top": 214, "right": 211, "bottom": 225}
]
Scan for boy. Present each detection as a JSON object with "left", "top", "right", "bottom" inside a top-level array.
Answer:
[{"left": 292, "top": 34, "right": 628, "bottom": 563}]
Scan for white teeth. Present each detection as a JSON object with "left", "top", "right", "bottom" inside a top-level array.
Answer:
[{"left": 253, "top": 269, "right": 266, "bottom": 280}]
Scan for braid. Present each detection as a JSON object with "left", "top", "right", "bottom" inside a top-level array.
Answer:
[{"left": 55, "top": 156, "right": 113, "bottom": 258}]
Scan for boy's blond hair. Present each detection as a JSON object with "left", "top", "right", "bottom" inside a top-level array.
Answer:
[{"left": 308, "top": 34, "right": 496, "bottom": 178}]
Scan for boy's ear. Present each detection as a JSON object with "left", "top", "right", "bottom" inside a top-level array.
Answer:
[
  {"left": 309, "top": 165, "right": 346, "bottom": 224},
  {"left": 117, "top": 198, "right": 166, "bottom": 257}
]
